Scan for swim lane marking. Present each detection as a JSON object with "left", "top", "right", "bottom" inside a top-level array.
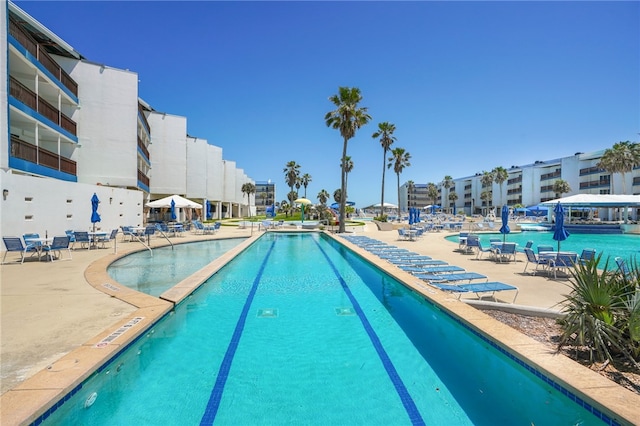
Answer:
[
  {"left": 315, "top": 240, "right": 426, "bottom": 426},
  {"left": 199, "top": 238, "right": 277, "bottom": 425}
]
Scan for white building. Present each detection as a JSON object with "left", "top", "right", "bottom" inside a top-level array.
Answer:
[
  {"left": 2, "top": 2, "right": 254, "bottom": 242},
  {"left": 400, "top": 150, "right": 640, "bottom": 220}
]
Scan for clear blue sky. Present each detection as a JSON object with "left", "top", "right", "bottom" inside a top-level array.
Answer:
[{"left": 16, "top": 1, "right": 639, "bottom": 208}]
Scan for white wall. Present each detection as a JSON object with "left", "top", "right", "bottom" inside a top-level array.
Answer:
[
  {"left": 185, "top": 135, "right": 207, "bottom": 198},
  {"left": 66, "top": 60, "right": 140, "bottom": 188},
  {"left": 206, "top": 144, "right": 224, "bottom": 201},
  {"left": 0, "top": 169, "right": 144, "bottom": 242},
  {"left": 147, "top": 112, "right": 187, "bottom": 195}
]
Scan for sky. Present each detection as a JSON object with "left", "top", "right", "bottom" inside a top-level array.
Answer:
[{"left": 15, "top": 1, "right": 640, "bottom": 208}]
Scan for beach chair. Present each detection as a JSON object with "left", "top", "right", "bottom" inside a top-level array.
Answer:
[
  {"left": 475, "top": 240, "right": 494, "bottom": 260},
  {"left": 516, "top": 240, "right": 533, "bottom": 253},
  {"left": 464, "top": 235, "right": 479, "bottom": 255},
  {"left": 615, "top": 257, "right": 634, "bottom": 280},
  {"left": 578, "top": 248, "right": 596, "bottom": 265},
  {"left": 494, "top": 242, "right": 517, "bottom": 263},
  {"left": 73, "top": 231, "right": 91, "bottom": 250},
  {"left": 549, "top": 252, "right": 578, "bottom": 279},
  {"left": 2, "top": 237, "right": 38, "bottom": 264},
  {"left": 42, "top": 236, "right": 72, "bottom": 261},
  {"left": 429, "top": 281, "right": 519, "bottom": 303},
  {"left": 413, "top": 272, "right": 488, "bottom": 283},
  {"left": 537, "top": 245, "right": 554, "bottom": 254},
  {"left": 399, "top": 265, "right": 465, "bottom": 274},
  {"left": 397, "top": 229, "right": 409, "bottom": 241}
]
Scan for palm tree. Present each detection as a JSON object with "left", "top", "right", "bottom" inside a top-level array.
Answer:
[
  {"left": 301, "top": 173, "right": 312, "bottom": 198},
  {"left": 406, "top": 180, "right": 415, "bottom": 208},
  {"left": 372, "top": 122, "right": 397, "bottom": 217},
  {"left": 287, "top": 190, "right": 298, "bottom": 207},
  {"left": 388, "top": 147, "right": 411, "bottom": 217},
  {"left": 325, "top": 87, "right": 371, "bottom": 233},
  {"left": 295, "top": 177, "right": 302, "bottom": 196},
  {"left": 597, "top": 141, "right": 640, "bottom": 193},
  {"left": 333, "top": 188, "right": 342, "bottom": 204},
  {"left": 448, "top": 191, "right": 459, "bottom": 214},
  {"left": 441, "top": 175, "right": 453, "bottom": 212},
  {"left": 317, "top": 189, "right": 330, "bottom": 205},
  {"left": 553, "top": 179, "right": 572, "bottom": 199},
  {"left": 283, "top": 161, "right": 301, "bottom": 200},
  {"left": 480, "top": 170, "right": 494, "bottom": 212},
  {"left": 280, "top": 200, "right": 290, "bottom": 217},
  {"left": 480, "top": 190, "right": 492, "bottom": 215},
  {"left": 342, "top": 156, "right": 354, "bottom": 198},
  {"left": 426, "top": 182, "right": 438, "bottom": 211},
  {"left": 241, "top": 182, "right": 256, "bottom": 217},
  {"left": 492, "top": 166, "right": 508, "bottom": 206}
]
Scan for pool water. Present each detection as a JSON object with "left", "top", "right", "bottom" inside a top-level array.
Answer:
[
  {"left": 446, "top": 231, "right": 640, "bottom": 267},
  {"left": 41, "top": 233, "right": 604, "bottom": 425},
  {"left": 107, "top": 238, "right": 246, "bottom": 296}
]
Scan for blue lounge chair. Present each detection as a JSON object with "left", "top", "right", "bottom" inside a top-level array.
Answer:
[
  {"left": 429, "top": 281, "right": 518, "bottom": 303},
  {"left": 475, "top": 240, "right": 494, "bottom": 260},
  {"left": 578, "top": 248, "right": 596, "bottom": 265},
  {"left": 73, "top": 231, "right": 91, "bottom": 250},
  {"left": 494, "top": 242, "right": 517, "bottom": 263},
  {"left": 42, "top": 236, "right": 72, "bottom": 261},
  {"left": 549, "top": 252, "right": 578, "bottom": 279},
  {"left": 413, "top": 272, "right": 488, "bottom": 283},
  {"left": 400, "top": 265, "right": 465, "bottom": 274},
  {"left": 615, "top": 257, "right": 634, "bottom": 280},
  {"left": 2, "top": 237, "right": 38, "bottom": 264},
  {"left": 523, "top": 247, "right": 550, "bottom": 275}
]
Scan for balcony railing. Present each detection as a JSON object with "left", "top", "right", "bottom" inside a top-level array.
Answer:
[
  {"left": 579, "top": 165, "right": 605, "bottom": 176},
  {"left": 507, "top": 176, "right": 522, "bottom": 185},
  {"left": 138, "top": 103, "right": 151, "bottom": 135},
  {"left": 540, "top": 170, "right": 561, "bottom": 181},
  {"left": 10, "top": 76, "right": 77, "bottom": 136},
  {"left": 137, "top": 136, "right": 150, "bottom": 160},
  {"left": 9, "top": 16, "right": 78, "bottom": 97},
  {"left": 580, "top": 180, "right": 610, "bottom": 190},
  {"left": 11, "top": 135, "right": 76, "bottom": 176},
  {"left": 138, "top": 169, "right": 150, "bottom": 187}
]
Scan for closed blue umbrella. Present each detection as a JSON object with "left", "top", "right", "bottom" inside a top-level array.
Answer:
[
  {"left": 91, "top": 193, "right": 101, "bottom": 233},
  {"left": 499, "top": 205, "right": 510, "bottom": 242},
  {"left": 206, "top": 200, "right": 212, "bottom": 219},
  {"left": 170, "top": 199, "right": 177, "bottom": 220},
  {"left": 553, "top": 202, "right": 570, "bottom": 251},
  {"left": 408, "top": 208, "right": 414, "bottom": 225}
]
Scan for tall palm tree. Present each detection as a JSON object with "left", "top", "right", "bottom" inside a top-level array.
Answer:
[
  {"left": 492, "top": 166, "right": 509, "bottom": 206},
  {"left": 406, "top": 180, "right": 415, "bottom": 208},
  {"left": 480, "top": 170, "right": 494, "bottom": 211},
  {"left": 325, "top": 87, "right": 371, "bottom": 233},
  {"left": 553, "top": 179, "right": 572, "bottom": 199},
  {"left": 388, "top": 147, "right": 411, "bottom": 217},
  {"left": 480, "top": 190, "right": 492, "bottom": 215},
  {"left": 372, "top": 122, "right": 397, "bottom": 217},
  {"left": 449, "top": 191, "right": 459, "bottom": 214},
  {"left": 317, "top": 189, "right": 330, "bottom": 205},
  {"left": 597, "top": 141, "right": 640, "bottom": 193},
  {"left": 333, "top": 188, "right": 342, "bottom": 203},
  {"left": 283, "top": 161, "right": 300, "bottom": 200},
  {"left": 441, "top": 175, "right": 453, "bottom": 212},
  {"left": 241, "top": 182, "right": 256, "bottom": 217},
  {"left": 301, "top": 173, "right": 312, "bottom": 198},
  {"left": 295, "top": 177, "right": 302, "bottom": 195}
]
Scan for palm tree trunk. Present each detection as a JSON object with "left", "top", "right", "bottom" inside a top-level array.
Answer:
[
  {"left": 339, "top": 138, "right": 348, "bottom": 233},
  {"left": 381, "top": 148, "right": 386, "bottom": 218},
  {"left": 396, "top": 172, "right": 401, "bottom": 219}
]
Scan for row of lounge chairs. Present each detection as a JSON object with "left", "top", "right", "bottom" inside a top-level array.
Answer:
[{"left": 341, "top": 235, "right": 519, "bottom": 303}]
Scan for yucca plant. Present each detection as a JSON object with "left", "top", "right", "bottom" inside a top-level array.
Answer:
[{"left": 557, "top": 254, "right": 637, "bottom": 365}]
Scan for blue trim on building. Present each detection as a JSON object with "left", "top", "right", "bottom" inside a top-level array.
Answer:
[
  {"left": 137, "top": 145, "right": 150, "bottom": 166},
  {"left": 9, "top": 97, "right": 78, "bottom": 143},
  {"left": 9, "top": 157, "right": 77, "bottom": 182}
]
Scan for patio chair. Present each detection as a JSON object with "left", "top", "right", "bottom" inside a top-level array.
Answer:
[
  {"left": 96, "top": 229, "right": 118, "bottom": 248},
  {"left": 537, "top": 245, "right": 554, "bottom": 254},
  {"left": 42, "top": 236, "right": 72, "bottom": 261},
  {"left": 464, "top": 235, "right": 479, "bottom": 255},
  {"left": 579, "top": 248, "right": 596, "bottom": 265},
  {"left": 413, "top": 271, "right": 488, "bottom": 283},
  {"left": 73, "top": 231, "right": 91, "bottom": 250},
  {"left": 121, "top": 226, "right": 136, "bottom": 242},
  {"left": 429, "top": 281, "right": 519, "bottom": 303},
  {"left": 2, "top": 237, "right": 38, "bottom": 264},
  {"left": 615, "top": 257, "right": 634, "bottom": 280},
  {"left": 397, "top": 229, "right": 409, "bottom": 241},
  {"left": 549, "top": 253, "right": 578, "bottom": 279},
  {"left": 65, "top": 230, "right": 76, "bottom": 248},
  {"left": 475, "top": 240, "right": 494, "bottom": 260},
  {"left": 494, "top": 242, "right": 517, "bottom": 263},
  {"left": 22, "top": 233, "right": 42, "bottom": 252},
  {"left": 523, "top": 247, "right": 549, "bottom": 275},
  {"left": 516, "top": 240, "right": 533, "bottom": 253}
]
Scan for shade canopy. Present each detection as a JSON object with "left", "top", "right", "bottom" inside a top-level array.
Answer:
[
  {"left": 146, "top": 195, "right": 202, "bottom": 209},
  {"left": 294, "top": 198, "right": 312, "bottom": 205},
  {"left": 371, "top": 202, "right": 397, "bottom": 208},
  {"left": 541, "top": 194, "right": 640, "bottom": 208},
  {"left": 330, "top": 201, "right": 355, "bottom": 209}
]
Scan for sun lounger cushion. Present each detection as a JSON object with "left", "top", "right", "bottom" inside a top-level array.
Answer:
[{"left": 413, "top": 272, "right": 487, "bottom": 282}]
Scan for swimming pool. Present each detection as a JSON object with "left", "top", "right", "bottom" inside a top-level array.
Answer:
[
  {"left": 446, "top": 231, "right": 640, "bottom": 266},
  {"left": 107, "top": 238, "right": 246, "bottom": 296},
  {"left": 37, "top": 232, "right": 612, "bottom": 425}
]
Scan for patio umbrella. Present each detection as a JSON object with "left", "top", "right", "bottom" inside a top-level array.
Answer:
[
  {"left": 90, "top": 193, "right": 101, "bottom": 233},
  {"left": 295, "top": 198, "right": 312, "bottom": 222},
  {"left": 553, "top": 202, "right": 570, "bottom": 251},
  {"left": 206, "top": 200, "right": 212, "bottom": 220},
  {"left": 499, "top": 205, "right": 510, "bottom": 242},
  {"left": 170, "top": 199, "right": 177, "bottom": 221}
]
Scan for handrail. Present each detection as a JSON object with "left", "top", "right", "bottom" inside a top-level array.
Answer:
[{"left": 154, "top": 225, "right": 174, "bottom": 250}]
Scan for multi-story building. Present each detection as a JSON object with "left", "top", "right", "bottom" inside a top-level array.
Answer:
[
  {"left": 254, "top": 180, "right": 277, "bottom": 216},
  {"left": 2, "top": 2, "right": 254, "bottom": 240},
  {"left": 400, "top": 150, "right": 640, "bottom": 220}
]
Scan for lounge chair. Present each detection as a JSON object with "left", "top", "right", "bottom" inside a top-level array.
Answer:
[
  {"left": 400, "top": 265, "right": 465, "bottom": 274},
  {"left": 615, "top": 257, "right": 634, "bottom": 280},
  {"left": 516, "top": 240, "right": 533, "bottom": 253},
  {"left": 2, "top": 237, "right": 38, "bottom": 264},
  {"left": 548, "top": 253, "right": 578, "bottom": 279},
  {"left": 537, "top": 245, "right": 554, "bottom": 254},
  {"left": 96, "top": 229, "right": 118, "bottom": 248},
  {"left": 464, "top": 235, "right": 479, "bottom": 255},
  {"left": 42, "top": 236, "right": 72, "bottom": 261},
  {"left": 475, "top": 240, "right": 494, "bottom": 260},
  {"left": 413, "top": 272, "right": 488, "bottom": 283},
  {"left": 429, "top": 281, "right": 518, "bottom": 303},
  {"left": 397, "top": 229, "right": 409, "bottom": 241}
]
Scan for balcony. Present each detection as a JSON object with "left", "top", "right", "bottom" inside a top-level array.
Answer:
[
  {"left": 11, "top": 135, "right": 76, "bottom": 176},
  {"left": 507, "top": 176, "right": 522, "bottom": 185},
  {"left": 9, "top": 16, "right": 78, "bottom": 97},
  {"left": 540, "top": 170, "right": 561, "bottom": 181},
  {"left": 10, "top": 76, "right": 77, "bottom": 136},
  {"left": 580, "top": 179, "right": 610, "bottom": 190},
  {"left": 138, "top": 169, "right": 150, "bottom": 188},
  {"left": 507, "top": 186, "right": 522, "bottom": 195},
  {"left": 579, "top": 165, "right": 605, "bottom": 176},
  {"left": 137, "top": 136, "right": 150, "bottom": 161}
]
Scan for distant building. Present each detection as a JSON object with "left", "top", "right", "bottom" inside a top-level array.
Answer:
[
  {"left": 255, "top": 181, "right": 276, "bottom": 216},
  {"left": 400, "top": 150, "right": 640, "bottom": 220}
]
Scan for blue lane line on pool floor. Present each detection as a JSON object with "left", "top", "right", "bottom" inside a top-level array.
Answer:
[
  {"left": 316, "top": 241, "right": 426, "bottom": 426},
  {"left": 199, "top": 239, "right": 277, "bottom": 426}
]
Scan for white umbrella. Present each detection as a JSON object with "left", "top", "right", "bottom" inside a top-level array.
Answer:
[
  {"left": 146, "top": 194, "right": 202, "bottom": 209},
  {"left": 371, "top": 202, "right": 397, "bottom": 208}
]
